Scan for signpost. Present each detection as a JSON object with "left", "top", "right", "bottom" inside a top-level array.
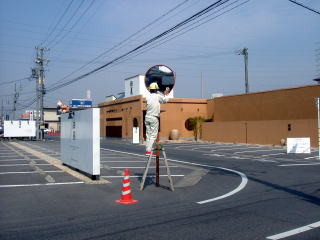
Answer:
[
  {"left": 287, "top": 138, "right": 311, "bottom": 154},
  {"left": 71, "top": 99, "right": 92, "bottom": 108}
]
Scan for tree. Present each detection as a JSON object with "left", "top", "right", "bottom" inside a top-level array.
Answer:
[{"left": 187, "top": 116, "right": 206, "bottom": 141}]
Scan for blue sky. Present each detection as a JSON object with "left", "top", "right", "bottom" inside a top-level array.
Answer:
[{"left": 0, "top": 0, "right": 319, "bottom": 117}]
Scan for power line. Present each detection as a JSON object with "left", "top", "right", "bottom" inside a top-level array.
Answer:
[
  {"left": 46, "top": 0, "right": 190, "bottom": 91},
  {"left": 9, "top": 0, "right": 248, "bottom": 108},
  {"left": 46, "top": 0, "right": 86, "bottom": 48},
  {"left": 92, "top": 0, "right": 249, "bottom": 72},
  {"left": 46, "top": 0, "right": 240, "bottom": 93},
  {"left": 0, "top": 77, "right": 31, "bottom": 86},
  {"left": 49, "top": 0, "right": 96, "bottom": 49},
  {"left": 288, "top": 0, "right": 320, "bottom": 15},
  {"left": 40, "top": 0, "right": 75, "bottom": 46}
]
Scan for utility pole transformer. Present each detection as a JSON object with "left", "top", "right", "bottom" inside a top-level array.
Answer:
[{"left": 236, "top": 47, "right": 249, "bottom": 94}]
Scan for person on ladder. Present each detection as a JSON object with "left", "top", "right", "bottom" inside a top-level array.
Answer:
[{"left": 145, "top": 82, "right": 170, "bottom": 156}]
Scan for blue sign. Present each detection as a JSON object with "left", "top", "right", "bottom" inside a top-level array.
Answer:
[{"left": 71, "top": 99, "right": 92, "bottom": 108}]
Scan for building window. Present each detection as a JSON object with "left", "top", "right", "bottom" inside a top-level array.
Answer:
[
  {"left": 185, "top": 118, "right": 194, "bottom": 131},
  {"left": 106, "top": 117, "right": 122, "bottom": 121},
  {"left": 130, "top": 81, "right": 133, "bottom": 95},
  {"left": 133, "top": 118, "right": 138, "bottom": 127}
]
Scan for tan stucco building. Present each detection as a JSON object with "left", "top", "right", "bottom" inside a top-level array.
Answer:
[
  {"left": 99, "top": 84, "right": 320, "bottom": 147},
  {"left": 98, "top": 96, "right": 207, "bottom": 141},
  {"left": 202, "top": 84, "right": 319, "bottom": 147}
]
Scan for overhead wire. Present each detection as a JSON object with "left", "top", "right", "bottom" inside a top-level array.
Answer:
[
  {"left": 0, "top": 77, "right": 31, "bottom": 86},
  {"left": 49, "top": 0, "right": 96, "bottom": 49},
  {"left": 46, "top": 0, "right": 86, "bottom": 48},
  {"left": 46, "top": 0, "right": 191, "bottom": 91},
  {"left": 39, "top": 0, "right": 75, "bottom": 46},
  {"left": 106, "top": 0, "right": 248, "bottom": 69},
  {"left": 12, "top": 0, "right": 249, "bottom": 110},
  {"left": 45, "top": 0, "right": 238, "bottom": 93},
  {"left": 62, "top": 0, "right": 249, "bottom": 81},
  {"left": 288, "top": 0, "right": 320, "bottom": 15}
]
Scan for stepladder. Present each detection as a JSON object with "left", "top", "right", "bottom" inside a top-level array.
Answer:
[{"left": 140, "top": 142, "right": 174, "bottom": 191}]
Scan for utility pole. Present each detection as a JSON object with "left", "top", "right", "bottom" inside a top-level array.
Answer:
[
  {"left": 33, "top": 46, "right": 49, "bottom": 140},
  {"left": 1, "top": 99, "right": 3, "bottom": 122},
  {"left": 200, "top": 72, "right": 204, "bottom": 98},
  {"left": 12, "top": 82, "right": 19, "bottom": 120},
  {"left": 236, "top": 47, "right": 249, "bottom": 94}
]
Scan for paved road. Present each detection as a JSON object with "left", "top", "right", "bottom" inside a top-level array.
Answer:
[{"left": 0, "top": 138, "right": 319, "bottom": 240}]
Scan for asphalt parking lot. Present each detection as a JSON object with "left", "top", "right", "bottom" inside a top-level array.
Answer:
[
  {"left": 0, "top": 138, "right": 319, "bottom": 240},
  {"left": 161, "top": 141, "right": 320, "bottom": 166}
]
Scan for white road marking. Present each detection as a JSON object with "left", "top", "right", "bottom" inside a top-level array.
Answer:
[
  {"left": 0, "top": 164, "right": 51, "bottom": 166},
  {"left": 191, "top": 146, "right": 221, "bottom": 150},
  {"left": 279, "top": 163, "right": 320, "bottom": 167},
  {"left": 0, "top": 159, "right": 28, "bottom": 162},
  {"left": 100, "top": 147, "right": 248, "bottom": 204},
  {"left": 255, "top": 159, "right": 278, "bottom": 163},
  {"left": 304, "top": 156, "right": 318, "bottom": 160},
  {"left": 266, "top": 220, "right": 320, "bottom": 239},
  {"left": 174, "top": 144, "right": 216, "bottom": 150},
  {"left": 0, "top": 154, "right": 20, "bottom": 156},
  {"left": 234, "top": 149, "right": 284, "bottom": 154},
  {"left": 173, "top": 143, "right": 213, "bottom": 148},
  {"left": 229, "top": 156, "right": 246, "bottom": 159},
  {"left": 0, "top": 182, "right": 84, "bottom": 188},
  {"left": 204, "top": 153, "right": 225, "bottom": 157},
  {"left": 0, "top": 170, "right": 63, "bottom": 174},
  {"left": 261, "top": 153, "right": 286, "bottom": 157},
  {"left": 211, "top": 146, "right": 264, "bottom": 152},
  {"left": 102, "top": 175, "right": 184, "bottom": 178},
  {"left": 108, "top": 166, "right": 178, "bottom": 169},
  {"left": 101, "top": 161, "right": 146, "bottom": 163}
]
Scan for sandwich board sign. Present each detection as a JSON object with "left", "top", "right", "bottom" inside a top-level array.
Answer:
[{"left": 287, "top": 138, "right": 311, "bottom": 154}]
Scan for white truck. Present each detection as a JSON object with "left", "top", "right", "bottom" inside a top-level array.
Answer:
[{"left": 3, "top": 120, "right": 36, "bottom": 138}]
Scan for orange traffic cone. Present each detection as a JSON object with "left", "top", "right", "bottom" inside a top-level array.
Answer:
[{"left": 115, "top": 169, "right": 138, "bottom": 205}]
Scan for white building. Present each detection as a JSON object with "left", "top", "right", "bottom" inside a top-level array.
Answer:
[{"left": 124, "top": 74, "right": 174, "bottom": 98}]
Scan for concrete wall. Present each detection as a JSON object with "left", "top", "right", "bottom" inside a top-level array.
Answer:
[
  {"left": 153, "top": 98, "right": 207, "bottom": 140},
  {"left": 208, "top": 85, "right": 319, "bottom": 122},
  {"left": 202, "top": 119, "right": 317, "bottom": 146},
  {"left": 203, "top": 85, "right": 320, "bottom": 147}
]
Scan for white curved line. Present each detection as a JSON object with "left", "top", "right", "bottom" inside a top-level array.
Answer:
[
  {"left": 100, "top": 148, "right": 248, "bottom": 204},
  {"left": 165, "top": 158, "right": 248, "bottom": 204}
]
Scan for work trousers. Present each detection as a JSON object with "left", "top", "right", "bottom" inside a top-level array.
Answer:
[{"left": 145, "top": 115, "right": 159, "bottom": 152}]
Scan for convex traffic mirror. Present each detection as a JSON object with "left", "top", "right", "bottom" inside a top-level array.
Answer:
[{"left": 145, "top": 65, "right": 175, "bottom": 94}]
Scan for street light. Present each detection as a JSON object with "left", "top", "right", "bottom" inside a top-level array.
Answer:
[{"left": 236, "top": 47, "right": 249, "bottom": 94}]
